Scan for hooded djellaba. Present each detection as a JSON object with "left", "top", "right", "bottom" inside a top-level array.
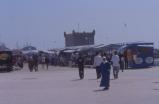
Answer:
[{"left": 99, "top": 56, "right": 111, "bottom": 90}]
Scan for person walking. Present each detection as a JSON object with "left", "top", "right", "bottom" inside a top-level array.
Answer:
[
  {"left": 33, "top": 54, "right": 39, "bottom": 72},
  {"left": 45, "top": 56, "right": 49, "bottom": 70},
  {"left": 119, "top": 53, "right": 125, "bottom": 72},
  {"left": 41, "top": 55, "right": 46, "bottom": 69},
  {"left": 100, "top": 57, "right": 111, "bottom": 90},
  {"left": 77, "top": 53, "right": 85, "bottom": 79},
  {"left": 17, "top": 56, "right": 24, "bottom": 70},
  {"left": 28, "top": 55, "right": 34, "bottom": 72},
  {"left": 93, "top": 52, "right": 103, "bottom": 79},
  {"left": 124, "top": 50, "right": 128, "bottom": 69},
  {"left": 111, "top": 51, "right": 120, "bottom": 79}
]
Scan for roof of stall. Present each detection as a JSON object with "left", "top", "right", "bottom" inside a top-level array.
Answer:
[
  {"left": 22, "top": 50, "right": 39, "bottom": 54},
  {"left": 22, "top": 46, "right": 37, "bottom": 51},
  {"left": 124, "top": 42, "right": 154, "bottom": 46},
  {"left": 65, "top": 44, "right": 105, "bottom": 50}
]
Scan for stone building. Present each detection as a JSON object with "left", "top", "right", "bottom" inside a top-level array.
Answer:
[{"left": 64, "top": 30, "right": 95, "bottom": 47}]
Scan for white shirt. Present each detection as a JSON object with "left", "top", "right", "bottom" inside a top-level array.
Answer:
[
  {"left": 93, "top": 55, "right": 103, "bottom": 67},
  {"left": 111, "top": 55, "right": 120, "bottom": 67}
]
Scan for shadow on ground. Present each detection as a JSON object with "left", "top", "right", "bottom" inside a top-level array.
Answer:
[
  {"left": 93, "top": 89, "right": 109, "bottom": 92},
  {"left": 70, "top": 79, "right": 82, "bottom": 81}
]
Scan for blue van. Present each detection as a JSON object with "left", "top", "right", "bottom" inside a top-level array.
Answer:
[{"left": 119, "top": 42, "right": 154, "bottom": 68}]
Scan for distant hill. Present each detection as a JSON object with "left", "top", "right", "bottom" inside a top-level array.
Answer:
[{"left": 0, "top": 43, "right": 10, "bottom": 51}]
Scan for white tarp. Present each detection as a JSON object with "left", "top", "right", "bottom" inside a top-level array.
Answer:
[{"left": 22, "top": 50, "right": 39, "bottom": 54}]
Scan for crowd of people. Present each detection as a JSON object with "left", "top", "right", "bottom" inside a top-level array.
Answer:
[
  {"left": 12, "top": 50, "right": 128, "bottom": 91},
  {"left": 76, "top": 51, "right": 127, "bottom": 91},
  {"left": 13, "top": 53, "right": 51, "bottom": 72}
]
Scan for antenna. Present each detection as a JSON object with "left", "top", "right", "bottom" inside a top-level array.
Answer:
[{"left": 78, "top": 23, "right": 80, "bottom": 32}]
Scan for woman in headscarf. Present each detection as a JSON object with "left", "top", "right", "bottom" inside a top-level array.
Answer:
[{"left": 100, "top": 56, "right": 111, "bottom": 90}]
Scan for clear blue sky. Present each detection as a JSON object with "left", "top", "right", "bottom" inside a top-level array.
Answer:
[{"left": 0, "top": 0, "right": 159, "bottom": 49}]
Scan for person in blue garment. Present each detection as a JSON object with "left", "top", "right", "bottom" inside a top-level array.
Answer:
[{"left": 100, "top": 56, "right": 111, "bottom": 90}]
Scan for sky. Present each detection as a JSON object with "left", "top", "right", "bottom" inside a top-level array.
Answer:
[{"left": 0, "top": 0, "right": 159, "bottom": 49}]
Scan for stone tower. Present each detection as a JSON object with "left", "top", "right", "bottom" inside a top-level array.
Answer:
[{"left": 64, "top": 30, "right": 95, "bottom": 47}]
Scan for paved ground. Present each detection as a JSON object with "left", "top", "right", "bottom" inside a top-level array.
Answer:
[{"left": 0, "top": 64, "right": 159, "bottom": 104}]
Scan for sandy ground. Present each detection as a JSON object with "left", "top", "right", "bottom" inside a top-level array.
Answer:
[{"left": 0, "top": 64, "right": 159, "bottom": 104}]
